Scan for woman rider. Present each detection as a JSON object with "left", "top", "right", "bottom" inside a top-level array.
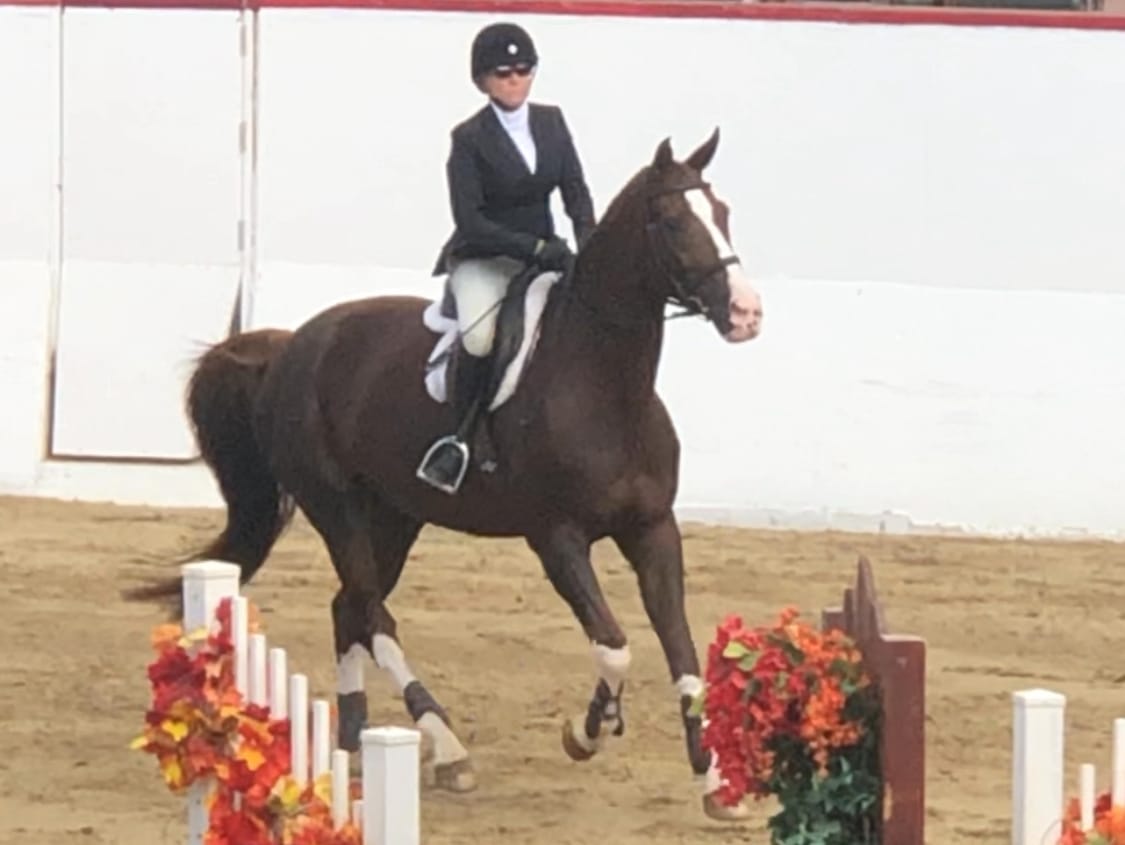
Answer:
[{"left": 417, "top": 21, "right": 597, "bottom": 494}]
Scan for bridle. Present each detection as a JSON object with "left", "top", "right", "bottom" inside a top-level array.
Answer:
[
  {"left": 643, "top": 179, "right": 740, "bottom": 323},
  {"left": 560, "top": 175, "right": 740, "bottom": 329}
]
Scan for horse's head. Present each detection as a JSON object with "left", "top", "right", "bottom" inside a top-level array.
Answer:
[{"left": 643, "top": 129, "right": 762, "bottom": 343}]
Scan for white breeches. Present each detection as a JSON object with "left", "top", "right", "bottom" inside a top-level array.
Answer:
[{"left": 448, "top": 255, "right": 525, "bottom": 358}]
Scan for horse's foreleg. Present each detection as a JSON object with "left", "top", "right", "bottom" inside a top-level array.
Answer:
[
  {"left": 613, "top": 513, "right": 751, "bottom": 822},
  {"left": 528, "top": 526, "right": 630, "bottom": 761}
]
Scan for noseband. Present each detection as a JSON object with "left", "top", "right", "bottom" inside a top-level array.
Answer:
[{"left": 644, "top": 179, "right": 741, "bottom": 322}]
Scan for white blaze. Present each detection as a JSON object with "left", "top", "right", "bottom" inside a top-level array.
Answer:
[
  {"left": 685, "top": 189, "right": 762, "bottom": 340},
  {"left": 685, "top": 190, "right": 736, "bottom": 262}
]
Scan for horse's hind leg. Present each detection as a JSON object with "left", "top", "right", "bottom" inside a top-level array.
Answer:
[
  {"left": 364, "top": 602, "right": 476, "bottom": 792},
  {"left": 291, "top": 487, "right": 382, "bottom": 753},
  {"left": 325, "top": 494, "right": 475, "bottom": 792},
  {"left": 527, "top": 524, "right": 632, "bottom": 761}
]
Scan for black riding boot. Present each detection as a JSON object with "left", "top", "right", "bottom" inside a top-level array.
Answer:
[{"left": 416, "top": 352, "right": 493, "bottom": 494}]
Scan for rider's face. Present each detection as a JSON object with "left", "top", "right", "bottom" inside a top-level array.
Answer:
[{"left": 479, "top": 64, "right": 535, "bottom": 111}]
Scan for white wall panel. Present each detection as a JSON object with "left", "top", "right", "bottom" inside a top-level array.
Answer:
[
  {"left": 0, "top": 7, "right": 56, "bottom": 487},
  {"left": 660, "top": 279, "right": 1125, "bottom": 535},
  {"left": 50, "top": 264, "right": 239, "bottom": 459},
  {"left": 255, "top": 10, "right": 1125, "bottom": 293},
  {"left": 0, "top": 6, "right": 54, "bottom": 264},
  {"left": 51, "top": 9, "right": 242, "bottom": 458},
  {"left": 1, "top": 5, "right": 1122, "bottom": 536}
]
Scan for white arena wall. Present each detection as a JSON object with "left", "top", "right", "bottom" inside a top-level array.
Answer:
[{"left": 2, "top": 0, "right": 1125, "bottom": 538}]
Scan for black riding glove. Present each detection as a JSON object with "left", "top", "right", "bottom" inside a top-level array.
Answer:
[{"left": 534, "top": 237, "right": 574, "bottom": 272}]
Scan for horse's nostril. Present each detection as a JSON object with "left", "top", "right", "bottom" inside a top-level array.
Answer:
[{"left": 732, "top": 301, "right": 762, "bottom": 323}]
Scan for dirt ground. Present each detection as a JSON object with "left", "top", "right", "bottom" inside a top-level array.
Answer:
[{"left": 1, "top": 494, "right": 1123, "bottom": 845}]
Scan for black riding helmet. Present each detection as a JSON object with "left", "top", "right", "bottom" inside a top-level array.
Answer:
[{"left": 470, "top": 22, "right": 538, "bottom": 81}]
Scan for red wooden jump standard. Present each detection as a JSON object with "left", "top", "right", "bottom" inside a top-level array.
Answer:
[{"left": 821, "top": 555, "right": 927, "bottom": 845}]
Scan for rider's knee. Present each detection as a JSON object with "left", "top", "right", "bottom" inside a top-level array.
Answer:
[{"left": 461, "top": 323, "right": 496, "bottom": 357}]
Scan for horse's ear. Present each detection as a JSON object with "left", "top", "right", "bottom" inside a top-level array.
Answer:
[
  {"left": 686, "top": 127, "right": 720, "bottom": 172},
  {"left": 652, "top": 137, "right": 674, "bottom": 171}
]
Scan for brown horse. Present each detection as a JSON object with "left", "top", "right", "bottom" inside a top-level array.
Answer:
[{"left": 125, "top": 129, "right": 763, "bottom": 821}]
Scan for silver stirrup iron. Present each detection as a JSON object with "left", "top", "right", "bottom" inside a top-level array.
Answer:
[{"left": 415, "top": 436, "right": 471, "bottom": 495}]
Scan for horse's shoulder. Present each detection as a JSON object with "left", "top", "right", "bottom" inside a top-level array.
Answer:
[{"left": 645, "top": 393, "right": 680, "bottom": 449}]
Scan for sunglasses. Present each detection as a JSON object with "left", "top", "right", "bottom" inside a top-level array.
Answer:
[{"left": 491, "top": 64, "right": 534, "bottom": 79}]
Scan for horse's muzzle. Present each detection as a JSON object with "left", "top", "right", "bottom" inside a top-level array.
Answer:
[{"left": 722, "top": 268, "right": 763, "bottom": 343}]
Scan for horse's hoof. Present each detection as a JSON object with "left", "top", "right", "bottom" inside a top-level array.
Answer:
[
  {"left": 560, "top": 716, "right": 598, "bottom": 762},
  {"left": 434, "top": 758, "right": 477, "bottom": 792},
  {"left": 702, "top": 792, "right": 753, "bottom": 822}
]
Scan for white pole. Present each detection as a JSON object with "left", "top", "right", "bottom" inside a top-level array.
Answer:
[
  {"left": 269, "top": 647, "right": 288, "bottom": 719},
  {"left": 361, "top": 726, "right": 421, "bottom": 845},
  {"left": 231, "top": 596, "right": 249, "bottom": 698},
  {"left": 331, "top": 749, "right": 350, "bottom": 829},
  {"left": 1011, "top": 688, "right": 1066, "bottom": 845},
  {"left": 228, "top": 594, "right": 250, "bottom": 814},
  {"left": 180, "top": 561, "right": 241, "bottom": 845},
  {"left": 312, "top": 699, "right": 331, "bottom": 780},
  {"left": 1079, "top": 763, "right": 1095, "bottom": 830},
  {"left": 248, "top": 633, "right": 268, "bottom": 707},
  {"left": 1113, "top": 718, "right": 1125, "bottom": 807},
  {"left": 290, "top": 673, "right": 309, "bottom": 787}
]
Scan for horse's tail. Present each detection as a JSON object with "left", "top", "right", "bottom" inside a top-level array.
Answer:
[{"left": 122, "top": 328, "right": 297, "bottom": 618}]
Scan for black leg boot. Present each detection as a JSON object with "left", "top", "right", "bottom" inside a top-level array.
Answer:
[{"left": 416, "top": 351, "right": 492, "bottom": 494}]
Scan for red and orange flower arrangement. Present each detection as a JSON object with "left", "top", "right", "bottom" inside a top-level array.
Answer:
[
  {"left": 131, "top": 598, "right": 362, "bottom": 845},
  {"left": 694, "top": 607, "right": 882, "bottom": 845},
  {"left": 1058, "top": 793, "right": 1125, "bottom": 844}
]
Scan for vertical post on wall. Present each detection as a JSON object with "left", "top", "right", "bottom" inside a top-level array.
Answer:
[
  {"left": 236, "top": 0, "right": 260, "bottom": 334},
  {"left": 43, "top": 0, "right": 65, "bottom": 458}
]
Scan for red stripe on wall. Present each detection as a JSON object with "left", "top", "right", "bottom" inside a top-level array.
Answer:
[{"left": 4, "top": 0, "right": 1125, "bottom": 31}]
